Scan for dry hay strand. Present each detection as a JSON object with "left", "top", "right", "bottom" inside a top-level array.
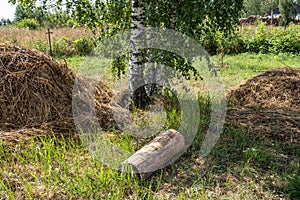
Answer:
[
  {"left": 0, "top": 44, "right": 114, "bottom": 141},
  {"left": 0, "top": 128, "right": 55, "bottom": 143},
  {"left": 226, "top": 108, "right": 300, "bottom": 143},
  {"left": 226, "top": 66, "right": 300, "bottom": 144}
]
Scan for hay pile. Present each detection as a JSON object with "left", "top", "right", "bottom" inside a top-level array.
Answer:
[
  {"left": 228, "top": 66, "right": 299, "bottom": 110},
  {"left": 0, "top": 44, "right": 114, "bottom": 141},
  {"left": 227, "top": 66, "right": 300, "bottom": 143}
]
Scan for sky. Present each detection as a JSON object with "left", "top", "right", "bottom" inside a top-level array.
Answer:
[{"left": 0, "top": 1, "right": 17, "bottom": 20}]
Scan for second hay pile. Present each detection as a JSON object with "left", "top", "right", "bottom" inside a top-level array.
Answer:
[{"left": 227, "top": 66, "right": 300, "bottom": 143}]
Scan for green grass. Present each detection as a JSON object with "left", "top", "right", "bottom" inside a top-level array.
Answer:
[
  {"left": 62, "top": 56, "right": 86, "bottom": 71},
  {"left": 0, "top": 53, "right": 299, "bottom": 199},
  {"left": 1, "top": 125, "right": 298, "bottom": 199},
  {"left": 0, "top": 136, "right": 142, "bottom": 199},
  {"left": 214, "top": 52, "right": 300, "bottom": 89},
  {"left": 64, "top": 52, "right": 300, "bottom": 90}
]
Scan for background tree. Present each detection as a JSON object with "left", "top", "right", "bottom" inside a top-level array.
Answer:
[
  {"left": 293, "top": 0, "right": 300, "bottom": 4},
  {"left": 14, "top": 4, "right": 45, "bottom": 24},
  {"left": 242, "top": 0, "right": 263, "bottom": 16},
  {"left": 279, "top": 0, "right": 296, "bottom": 26},
  {"left": 14, "top": 4, "right": 34, "bottom": 21},
  {"left": 43, "top": 9, "right": 76, "bottom": 27},
  {"left": 241, "top": 0, "right": 280, "bottom": 17},
  {"left": 14, "top": 3, "right": 76, "bottom": 27},
  {"left": 0, "top": 18, "right": 12, "bottom": 26},
  {"left": 9, "top": 0, "right": 243, "bottom": 45},
  {"left": 261, "top": 0, "right": 280, "bottom": 16}
]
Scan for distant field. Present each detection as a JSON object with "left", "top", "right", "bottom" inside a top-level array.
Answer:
[
  {"left": 0, "top": 27, "right": 93, "bottom": 45},
  {"left": 2, "top": 23, "right": 300, "bottom": 57},
  {"left": 0, "top": 27, "right": 94, "bottom": 56}
]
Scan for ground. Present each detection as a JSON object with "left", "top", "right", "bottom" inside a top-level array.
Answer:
[{"left": 0, "top": 41, "right": 299, "bottom": 199}]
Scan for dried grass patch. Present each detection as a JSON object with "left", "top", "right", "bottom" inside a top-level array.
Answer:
[{"left": 227, "top": 66, "right": 300, "bottom": 144}]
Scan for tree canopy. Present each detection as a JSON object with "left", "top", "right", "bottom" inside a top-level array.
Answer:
[
  {"left": 8, "top": 0, "right": 244, "bottom": 107},
  {"left": 241, "top": 0, "right": 280, "bottom": 17},
  {"left": 279, "top": 0, "right": 297, "bottom": 25},
  {"left": 9, "top": 0, "right": 244, "bottom": 39}
]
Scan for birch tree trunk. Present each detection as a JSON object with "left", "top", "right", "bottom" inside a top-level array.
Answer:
[{"left": 129, "top": 0, "right": 150, "bottom": 109}]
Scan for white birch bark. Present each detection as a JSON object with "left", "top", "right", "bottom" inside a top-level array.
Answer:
[
  {"left": 129, "top": 0, "right": 149, "bottom": 108},
  {"left": 129, "top": 0, "right": 145, "bottom": 96}
]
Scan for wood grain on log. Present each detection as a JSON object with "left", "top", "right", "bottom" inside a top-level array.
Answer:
[{"left": 119, "top": 129, "right": 186, "bottom": 179}]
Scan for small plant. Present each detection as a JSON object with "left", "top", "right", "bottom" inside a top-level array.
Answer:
[{"left": 243, "top": 148, "right": 259, "bottom": 166}]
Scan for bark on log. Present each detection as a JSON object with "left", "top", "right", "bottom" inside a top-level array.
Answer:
[{"left": 119, "top": 129, "right": 186, "bottom": 179}]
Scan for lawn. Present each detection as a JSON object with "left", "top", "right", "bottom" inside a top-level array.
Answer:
[{"left": 217, "top": 52, "right": 300, "bottom": 90}]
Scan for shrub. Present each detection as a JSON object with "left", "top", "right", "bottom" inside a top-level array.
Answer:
[
  {"left": 15, "top": 18, "right": 39, "bottom": 30},
  {"left": 73, "top": 38, "right": 94, "bottom": 55},
  {"left": 237, "top": 22, "right": 300, "bottom": 55},
  {"left": 32, "top": 39, "right": 48, "bottom": 53}
]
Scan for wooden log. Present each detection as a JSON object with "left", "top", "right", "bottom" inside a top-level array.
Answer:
[{"left": 119, "top": 129, "right": 186, "bottom": 179}]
